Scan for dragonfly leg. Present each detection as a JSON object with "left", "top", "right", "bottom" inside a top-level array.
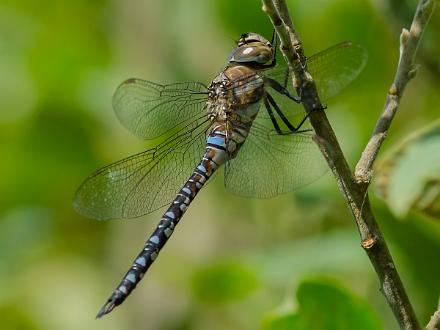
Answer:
[
  {"left": 270, "top": 29, "right": 276, "bottom": 51},
  {"left": 266, "top": 92, "right": 309, "bottom": 133},
  {"left": 263, "top": 96, "right": 283, "bottom": 135},
  {"left": 267, "top": 30, "right": 277, "bottom": 68},
  {"left": 264, "top": 77, "right": 301, "bottom": 103}
]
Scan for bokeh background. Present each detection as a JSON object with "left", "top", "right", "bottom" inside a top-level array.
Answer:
[{"left": 1, "top": 0, "right": 439, "bottom": 329}]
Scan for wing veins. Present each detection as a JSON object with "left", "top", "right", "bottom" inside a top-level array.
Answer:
[{"left": 121, "top": 119, "right": 211, "bottom": 215}]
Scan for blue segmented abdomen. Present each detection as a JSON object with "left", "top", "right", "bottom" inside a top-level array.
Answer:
[
  {"left": 207, "top": 135, "right": 226, "bottom": 149},
  {"left": 96, "top": 124, "right": 227, "bottom": 318}
]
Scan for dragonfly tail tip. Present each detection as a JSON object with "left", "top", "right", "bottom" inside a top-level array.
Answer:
[{"left": 96, "top": 300, "right": 116, "bottom": 319}]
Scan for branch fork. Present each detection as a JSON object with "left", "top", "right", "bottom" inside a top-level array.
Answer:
[{"left": 262, "top": 0, "right": 437, "bottom": 329}]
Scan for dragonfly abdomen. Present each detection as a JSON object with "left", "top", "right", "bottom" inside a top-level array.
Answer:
[{"left": 96, "top": 125, "right": 227, "bottom": 318}]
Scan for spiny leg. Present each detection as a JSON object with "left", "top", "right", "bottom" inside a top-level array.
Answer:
[
  {"left": 264, "top": 58, "right": 326, "bottom": 134},
  {"left": 265, "top": 92, "right": 312, "bottom": 134},
  {"left": 263, "top": 96, "right": 283, "bottom": 135},
  {"left": 264, "top": 77, "right": 301, "bottom": 103},
  {"left": 270, "top": 29, "right": 277, "bottom": 66},
  {"left": 259, "top": 31, "right": 278, "bottom": 69}
]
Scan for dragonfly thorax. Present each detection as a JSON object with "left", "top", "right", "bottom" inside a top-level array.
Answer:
[
  {"left": 207, "top": 65, "right": 264, "bottom": 123},
  {"left": 206, "top": 80, "right": 230, "bottom": 122}
]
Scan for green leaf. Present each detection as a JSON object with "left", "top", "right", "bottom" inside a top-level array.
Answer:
[
  {"left": 191, "top": 261, "right": 258, "bottom": 304},
  {"left": 263, "top": 277, "right": 383, "bottom": 330},
  {"left": 375, "top": 120, "right": 440, "bottom": 219}
]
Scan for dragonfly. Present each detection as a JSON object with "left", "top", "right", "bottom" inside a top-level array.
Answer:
[{"left": 73, "top": 32, "right": 367, "bottom": 318}]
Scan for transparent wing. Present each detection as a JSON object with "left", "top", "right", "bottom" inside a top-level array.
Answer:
[
  {"left": 73, "top": 116, "right": 211, "bottom": 220},
  {"left": 113, "top": 78, "right": 209, "bottom": 140},
  {"left": 265, "top": 41, "right": 367, "bottom": 100},
  {"left": 224, "top": 113, "right": 327, "bottom": 198},
  {"left": 306, "top": 42, "right": 368, "bottom": 100}
]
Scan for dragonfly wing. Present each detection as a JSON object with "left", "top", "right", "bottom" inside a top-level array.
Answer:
[
  {"left": 224, "top": 114, "right": 327, "bottom": 198},
  {"left": 73, "top": 117, "right": 211, "bottom": 220},
  {"left": 307, "top": 42, "right": 367, "bottom": 100},
  {"left": 113, "top": 79, "right": 208, "bottom": 140}
]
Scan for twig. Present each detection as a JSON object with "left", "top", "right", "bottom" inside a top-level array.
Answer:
[
  {"left": 355, "top": 0, "right": 437, "bottom": 183},
  {"left": 427, "top": 309, "right": 440, "bottom": 330},
  {"left": 261, "top": 0, "right": 436, "bottom": 329}
]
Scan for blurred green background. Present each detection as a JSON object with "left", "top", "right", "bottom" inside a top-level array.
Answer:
[{"left": 1, "top": 0, "right": 439, "bottom": 329}]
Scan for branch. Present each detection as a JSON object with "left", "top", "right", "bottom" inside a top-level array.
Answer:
[
  {"left": 261, "top": 0, "right": 436, "bottom": 329},
  {"left": 427, "top": 309, "right": 440, "bottom": 330},
  {"left": 355, "top": 0, "right": 437, "bottom": 183}
]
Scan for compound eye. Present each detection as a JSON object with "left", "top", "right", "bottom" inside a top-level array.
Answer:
[{"left": 229, "top": 43, "right": 272, "bottom": 64}]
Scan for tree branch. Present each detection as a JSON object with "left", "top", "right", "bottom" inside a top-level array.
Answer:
[
  {"left": 261, "top": 0, "right": 436, "bottom": 329},
  {"left": 355, "top": 0, "right": 437, "bottom": 183},
  {"left": 427, "top": 309, "right": 440, "bottom": 330}
]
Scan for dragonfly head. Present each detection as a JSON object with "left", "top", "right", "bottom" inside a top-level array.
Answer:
[
  {"left": 228, "top": 32, "right": 273, "bottom": 67},
  {"left": 237, "top": 32, "right": 271, "bottom": 47}
]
